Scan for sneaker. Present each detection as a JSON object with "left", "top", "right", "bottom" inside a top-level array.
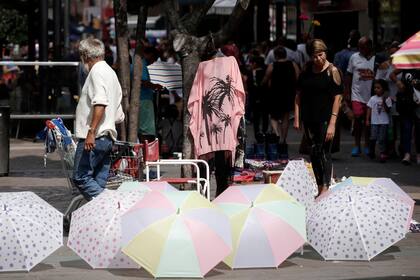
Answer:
[
  {"left": 351, "top": 147, "right": 361, "bottom": 157},
  {"left": 402, "top": 153, "right": 411, "bottom": 165}
]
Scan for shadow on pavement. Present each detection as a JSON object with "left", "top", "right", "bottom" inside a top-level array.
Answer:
[
  {"left": 59, "top": 259, "right": 90, "bottom": 270},
  {"left": 108, "top": 268, "right": 152, "bottom": 278},
  {"left": 31, "top": 263, "right": 55, "bottom": 272}
]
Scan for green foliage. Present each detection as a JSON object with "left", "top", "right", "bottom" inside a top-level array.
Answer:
[{"left": 0, "top": 7, "right": 28, "bottom": 44}]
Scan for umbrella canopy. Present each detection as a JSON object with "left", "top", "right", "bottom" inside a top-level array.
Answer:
[
  {"left": 67, "top": 189, "right": 148, "bottom": 269},
  {"left": 308, "top": 184, "right": 413, "bottom": 261},
  {"left": 118, "top": 181, "right": 178, "bottom": 192},
  {"left": 121, "top": 191, "right": 231, "bottom": 278},
  {"left": 327, "top": 176, "right": 415, "bottom": 229},
  {"left": 148, "top": 61, "right": 182, "bottom": 91},
  {"left": 0, "top": 192, "right": 63, "bottom": 272},
  {"left": 276, "top": 160, "right": 318, "bottom": 211},
  {"left": 213, "top": 184, "right": 306, "bottom": 268},
  {"left": 392, "top": 31, "right": 420, "bottom": 69}
]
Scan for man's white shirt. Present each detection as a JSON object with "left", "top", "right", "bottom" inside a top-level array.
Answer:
[
  {"left": 75, "top": 61, "right": 124, "bottom": 140},
  {"left": 347, "top": 52, "right": 376, "bottom": 104}
]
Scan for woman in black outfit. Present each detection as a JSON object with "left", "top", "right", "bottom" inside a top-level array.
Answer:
[{"left": 294, "top": 39, "right": 344, "bottom": 196}]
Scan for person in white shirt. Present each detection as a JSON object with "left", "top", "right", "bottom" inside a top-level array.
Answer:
[
  {"left": 346, "top": 36, "right": 376, "bottom": 157},
  {"left": 366, "top": 79, "right": 392, "bottom": 162},
  {"left": 73, "top": 38, "right": 124, "bottom": 200}
]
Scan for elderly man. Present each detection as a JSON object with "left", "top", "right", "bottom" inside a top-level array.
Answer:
[{"left": 73, "top": 38, "right": 124, "bottom": 200}]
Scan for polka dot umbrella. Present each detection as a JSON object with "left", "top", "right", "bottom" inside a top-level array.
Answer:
[
  {"left": 308, "top": 184, "right": 413, "bottom": 261},
  {"left": 67, "top": 189, "right": 148, "bottom": 269},
  {"left": 276, "top": 159, "right": 318, "bottom": 211},
  {"left": 0, "top": 192, "right": 63, "bottom": 272}
]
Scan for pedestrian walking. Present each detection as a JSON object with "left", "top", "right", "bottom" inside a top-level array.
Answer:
[
  {"left": 376, "top": 41, "right": 401, "bottom": 157},
  {"left": 263, "top": 46, "right": 299, "bottom": 160},
  {"left": 138, "top": 46, "right": 164, "bottom": 142},
  {"left": 73, "top": 38, "right": 125, "bottom": 201},
  {"left": 333, "top": 30, "right": 360, "bottom": 75},
  {"left": 366, "top": 79, "right": 392, "bottom": 162},
  {"left": 248, "top": 55, "right": 268, "bottom": 140},
  {"left": 294, "top": 39, "right": 343, "bottom": 196},
  {"left": 395, "top": 69, "right": 420, "bottom": 165},
  {"left": 346, "top": 36, "right": 378, "bottom": 157}
]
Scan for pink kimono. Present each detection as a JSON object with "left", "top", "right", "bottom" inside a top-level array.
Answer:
[{"left": 188, "top": 56, "right": 245, "bottom": 161}]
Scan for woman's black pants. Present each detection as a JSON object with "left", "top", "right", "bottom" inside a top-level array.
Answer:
[{"left": 303, "top": 121, "right": 333, "bottom": 187}]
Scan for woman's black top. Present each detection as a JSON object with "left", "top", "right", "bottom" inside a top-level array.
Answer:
[
  {"left": 298, "top": 64, "right": 344, "bottom": 123},
  {"left": 269, "top": 61, "right": 296, "bottom": 114}
]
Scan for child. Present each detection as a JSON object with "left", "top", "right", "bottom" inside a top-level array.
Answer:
[{"left": 366, "top": 79, "right": 392, "bottom": 162}]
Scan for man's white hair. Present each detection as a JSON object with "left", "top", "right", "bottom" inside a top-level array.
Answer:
[{"left": 79, "top": 38, "right": 105, "bottom": 60}]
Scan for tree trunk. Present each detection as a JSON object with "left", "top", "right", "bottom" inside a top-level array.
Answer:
[
  {"left": 113, "top": 0, "right": 130, "bottom": 141},
  {"left": 179, "top": 39, "right": 201, "bottom": 178},
  {"left": 128, "top": 5, "right": 148, "bottom": 143}
]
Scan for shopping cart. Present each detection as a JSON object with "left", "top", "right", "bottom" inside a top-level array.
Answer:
[{"left": 106, "top": 140, "right": 144, "bottom": 188}]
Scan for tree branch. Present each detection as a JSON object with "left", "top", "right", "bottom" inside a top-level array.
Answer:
[
  {"left": 161, "top": 0, "right": 185, "bottom": 32},
  {"left": 128, "top": 4, "right": 148, "bottom": 142},
  {"left": 213, "top": 1, "right": 250, "bottom": 46},
  {"left": 182, "top": 0, "right": 217, "bottom": 34}
]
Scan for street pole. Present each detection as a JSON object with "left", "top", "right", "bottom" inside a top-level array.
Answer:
[
  {"left": 296, "top": 0, "right": 301, "bottom": 42},
  {"left": 54, "top": 0, "right": 62, "bottom": 60},
  {"left": 63, "top": 0, "right": 69, "bottom": 55},
  {"left": 40, "top": 0, "right": 48, "bottom": 113},
  {"left": 276, "top": 1, "right": 284, "bottom": 39}
]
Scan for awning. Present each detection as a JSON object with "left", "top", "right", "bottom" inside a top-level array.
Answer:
[
  {"left": 208, "top": 0, "right": 237, "bottom": 15},
  {"left": 127, "top": 14, "right": 162, "bottom": 29}
]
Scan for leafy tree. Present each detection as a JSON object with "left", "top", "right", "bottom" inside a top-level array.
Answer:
[{"left": 0, "top": 7, "right": 27, "bottom": 45}]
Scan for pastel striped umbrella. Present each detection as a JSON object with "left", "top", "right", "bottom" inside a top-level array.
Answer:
[
  {"left": 118, "top": 181, "right": 177, "bottom": 192},
  {"left": 392, "top": 31, "right": 420, "bottom": 69},
  {"left": 213, "top": 184, "right": 306, "bottom": 268},
  {"left": 121, "top": 191, "right": 231, "bottom": 278}
]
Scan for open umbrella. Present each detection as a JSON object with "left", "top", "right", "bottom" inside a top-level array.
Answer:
[
  {"left": 121, "top": 191, "right": 231, "bottom": 278},
  {"left": 326, "top": 176, "right": 415, "bottom": 229},
  {"left": 308, "top": 184, "right": 413, "bottom": 261},
  {"left": 0, "top": 192, "right": 63, "bottom": 272},
  {"left": 67, "top": 189, "right": 148, "bottom": 269},
  {"left": 392, "top": 31, "right": 420, "bottom": 69},
  {"left": 276, "top": 159, "right": 318, "bottom": 211},
  {"left": 213, "top": 184, "right": 306, "bottom": 268},
  {"left": 118, "top": 181, "right": 177, "bottom": 192}
]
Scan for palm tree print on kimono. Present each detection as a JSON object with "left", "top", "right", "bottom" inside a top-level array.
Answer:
[{"left": 200, "top": 75, "right": 238, "bottom": 147}]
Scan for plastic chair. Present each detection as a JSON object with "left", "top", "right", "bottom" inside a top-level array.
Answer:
[{"left": 143, "top": 139, "right": 210, "bottom": 200}]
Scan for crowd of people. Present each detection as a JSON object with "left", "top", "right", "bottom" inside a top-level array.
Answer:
[
  {"left": 1, "top": 30, "right": 420, "bottom": 199},
  {"left": 235, "top": 31, "right": 420, "bottom": 169}
]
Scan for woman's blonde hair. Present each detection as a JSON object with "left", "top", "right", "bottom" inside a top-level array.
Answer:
[{"left": 306, "top": 39, "right": 328, "bottom": 57}]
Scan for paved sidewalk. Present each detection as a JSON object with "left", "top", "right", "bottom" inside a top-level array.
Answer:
[{"left": 1, "top": 127, "right": 419, "bottom": 279}]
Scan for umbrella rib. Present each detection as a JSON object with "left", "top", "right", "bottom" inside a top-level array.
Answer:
[
  {"left": 356, "top": 197, "right": 408, "bottom": 260},
  {"left": 3, "top": 214, "right": 30, "bottom": 270},
  {"left": 12, "top": 212, "right": 62, "bottom": 244},
  {"left": 324, "top": 205, "right": 349, "bottom": 259},
  {"left": 349, "top": 200, "right": 370, "bottom": 260},
  {"left": 94, "top": 210, "right": 120, "bottom": 266}
]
